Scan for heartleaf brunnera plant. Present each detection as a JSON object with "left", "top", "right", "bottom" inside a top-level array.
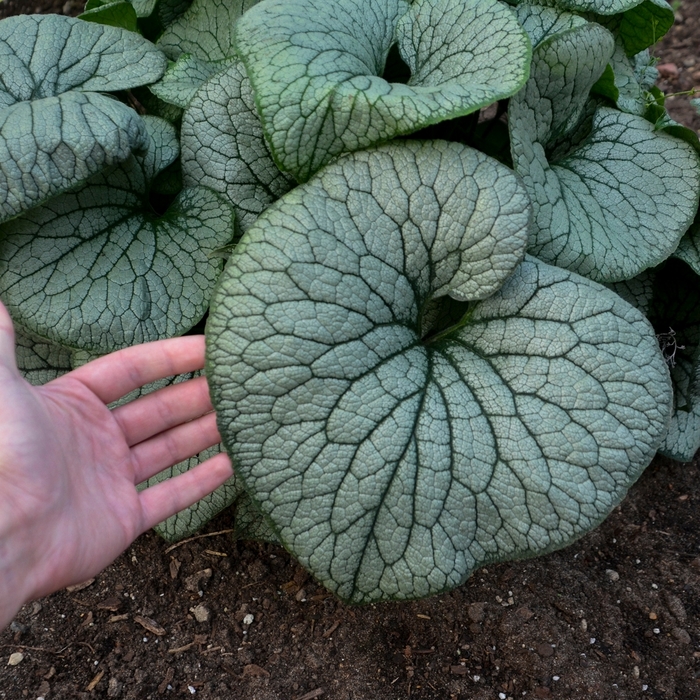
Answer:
[{"left": 0, "top": 0, "right": 698, "bottom": 603}]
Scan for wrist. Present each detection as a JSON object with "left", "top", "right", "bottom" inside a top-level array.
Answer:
[{"left": 0, "top": 502, "right": 40, "bottom": 629}]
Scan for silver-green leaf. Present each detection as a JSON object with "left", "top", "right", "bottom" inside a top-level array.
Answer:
[
  {"left": 509, "top": 23, "right": 700, "bottom": 283},
  {"left": 14, "top": 325, "right": 74, "bottom": 386},
  {"left": 235, "top": 0, "right": 530, "bottom": 181},
  {"left": 0, "top": 14, "right": 167, "bottom": 224},
  {"left": 0, "top": 118, "right": 234, "bottom": 353},
  {"left": 149, "top": 53, "right": 225, "bottom": 109},
  {"left": 181, "top": 61, "right": 295, "bottom": 233},
  {"left": 0, "top": 15, "right": 165, "bottom": 102},
  {"left": 157, "top": 0, "right": 260, "bottom": 62},
  {"left": 514, "top": 1, "right": 587, "bottom": 49},
  {"left": 208, "top": 140, "right": 669, "bottom": 601},
  {"left": 0, "top": 93, "right": 148, "bottom": 226}
]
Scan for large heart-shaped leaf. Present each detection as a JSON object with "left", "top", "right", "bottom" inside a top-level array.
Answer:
[
  {"left": 0, "top": 14, "right": 166, "bottom": 224},
  {"left": 181, "top": 61, "right": 295, "bottom": 233},
  {"left": 0, "top": 118, "right": 234, "bottom": 354},
  {"left": 207, "top": 140, "right": 670, "bottom": 602},
  {"left": 509, "top": 23, "right": 700, "bottom": 283},
  {"left": 235, "top": 0, "right": 530, "bottom": 181}
]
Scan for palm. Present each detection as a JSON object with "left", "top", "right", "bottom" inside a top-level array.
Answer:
[{"left": 0, "top": 301, "right": 232, "bottom": 600}]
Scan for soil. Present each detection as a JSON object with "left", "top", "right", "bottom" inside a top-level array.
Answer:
[{"left": 2, "top": 2, "right": 700, "bottom": 699}]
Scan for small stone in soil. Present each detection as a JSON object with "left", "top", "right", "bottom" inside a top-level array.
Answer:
[
  {"left": 7, "top": 652, "right": 23, "bottom": 666},
  {"left": 191, "top": 604, "right": 210, "bottom": 623}
]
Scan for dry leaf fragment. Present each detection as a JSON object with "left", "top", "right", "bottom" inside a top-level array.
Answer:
[
  {"left": 108, "top": 614, "right": 129, "bottom": 623},
  {"left": 66, "top": 578, "right": 95, "bottom": 593},
  {"left": 293, "top": 689, "right": 324, "bottom": 700},
  {"left": 242, "top": 664, "right": 270, "bottom": 677},
  {"left": 80, "top": 611, "right": 94, "bottom": 627},
  {"left": 134, "top": 615, "right": 166, "bottom": 636},
  {"left": 169, "top": 558, "right": 181, "bottom": 580},
  {"left": 184, "top": 568, "right": 212, "bottom": 593}
]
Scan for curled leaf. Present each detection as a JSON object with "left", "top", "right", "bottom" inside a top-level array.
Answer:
[{"left": 235, "top": 0, "right": 530, "bottom": 181}]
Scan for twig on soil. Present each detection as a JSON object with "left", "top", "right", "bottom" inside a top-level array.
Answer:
[
  {"left": 164, "top": 529, "right": 235, "bottom": 553},
  {"left": 322, "top": 620, "right": 341, "bottom": 638},
  {"left": 0, "top": 643, "right": 72, "bottom": 655},
  {"left": 292, "top": 689, "right": 324, "bottom": 700}
]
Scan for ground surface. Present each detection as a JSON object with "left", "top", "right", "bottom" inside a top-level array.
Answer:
[{"left": 2, "top": 2, "right": 700, "bottom": 699}]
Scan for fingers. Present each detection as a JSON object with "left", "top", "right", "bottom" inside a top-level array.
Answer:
[
  {"left": 137, "top": 452, "right": 234, "bottom": 533},
  {"left": 68, "top": 335, "right": 207, "bottom": 405},
  {"left": 113, "top": 374, "right": 214, "bottom": 447},
  {"left": 0, "top": 299, "right": 17, "bottom": 372},
  {"left": 131, "top": 411, "right": 222, "bottom": 484}
]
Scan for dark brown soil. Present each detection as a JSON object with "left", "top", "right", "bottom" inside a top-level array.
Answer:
[{"left": 2, "top": 3, "right": 700, "bottom": 700}]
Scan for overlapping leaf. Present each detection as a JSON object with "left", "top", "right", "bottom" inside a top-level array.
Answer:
[
  {"left": 0, "top": 14, "right": 166, "bottom": 224},
  {"left": 514, "top": 1, "right": 587, "bottom": 49},
  {"left": 0, "top": 117, "right": 234, "bottom": 354},
  {"left": 509, "top": 22, "right": 700, "bottom": 283},
  {"left": 181, "top": 61, "right": 295, "bottom": 232},
  {"left": 595, "top": 0, "right": 674, "bottom": 56},
  {"left": 157, "top": 0, "right": 259, "bottom": 61},
  {"left": 235, "top": 0, "right": 530, "bottom": 181},
  {"left": 207, "top": 140, "right": 670, "bottom": 602},
  {"left": 152, "top": 0, "right": 260, "bottom": 108}
]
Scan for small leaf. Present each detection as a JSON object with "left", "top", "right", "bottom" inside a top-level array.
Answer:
[
  {"left": 0, "top": 118, "right": 234, "bottom": 353},
  {"left": 557, "top": 0, "right": 647, "bottom": 14},
  {"left": 79, "top": 1, "right": 139, "bottom": 32},
  {"left": 129, "top": 0, "right": 158, "bottom": 17},
  {"left": 595, "top": 0, "right": 674, "bottom": 56},
  {"left": 592, "top": 41, "right": 649, "bottom": 116},
  {"left": 235, "top": 0, "right": 530, "bottom": 181},
  {"left": 156, "top": 0, "right": 193, "bottom": 26},
  {"left": 181, "top": 62, "right": 295, "bottom": 233},
  {"left": 208, "top": 139, "right": 669, "bottom": 600},
  {"left": 675, "top": 210, "right": 700, "bottom": 277}
]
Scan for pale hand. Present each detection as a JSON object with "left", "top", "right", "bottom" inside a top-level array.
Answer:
[{"left": 0, "top": 300, "right": 232, "bottom": 628}]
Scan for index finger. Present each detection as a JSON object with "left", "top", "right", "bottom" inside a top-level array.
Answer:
[{"left": 65, "top": 335, "right": 207, "bottom": 405}]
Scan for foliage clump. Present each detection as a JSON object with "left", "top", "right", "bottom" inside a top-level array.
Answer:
[{"left": 2, "top": 0, "right": 699, "bottom": 603}]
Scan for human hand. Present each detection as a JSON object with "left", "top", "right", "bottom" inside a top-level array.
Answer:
[{"left": 0, "top": 300, "right": 232, "bottom": 628}]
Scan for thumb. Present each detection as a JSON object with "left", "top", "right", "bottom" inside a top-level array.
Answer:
[{"left": 0, "top": 298, "right": 18, "bottom": 372}]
